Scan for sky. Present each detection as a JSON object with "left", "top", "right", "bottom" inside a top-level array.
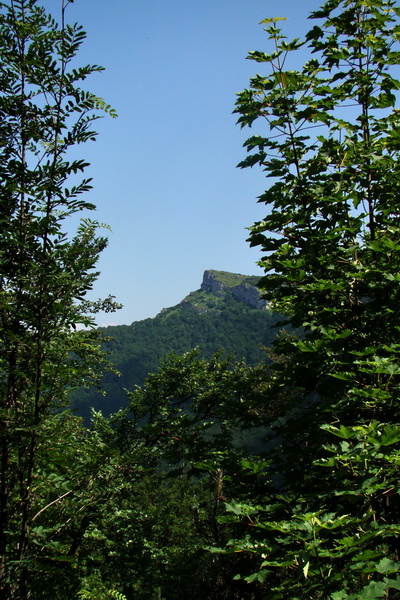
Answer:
[{"left": 45, "top": 0, "right": 319, "bottom": 325}]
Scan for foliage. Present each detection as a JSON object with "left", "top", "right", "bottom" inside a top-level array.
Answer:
[
  {"left": 65, "top": 1, "right": 400, "bottom": 597},
  {"left": 219, "top": 0, "right": 400, "bottom": 597},
  {"left": 4, "top": 0, "right": 400, "bottom": 598},
  {"left": 0, "top": 0, "right": 117, "bottom": 597},
  {"left": 70, "top": 351, "right": 273, "bottom": 600},
  {"left": 72, "top": 290, "right": 282, "bottom": 420}
]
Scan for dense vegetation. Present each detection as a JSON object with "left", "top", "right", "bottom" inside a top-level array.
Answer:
[
  {"left": 73, "top": 274, "right": 282, "bottom": 419},
  {"left": 1, "top": 0, "right": 400, "bottom": 599}
]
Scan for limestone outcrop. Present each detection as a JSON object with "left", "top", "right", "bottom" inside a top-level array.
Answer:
[{"left": 200, "top": 269, "right": 267, "bottom": 310}]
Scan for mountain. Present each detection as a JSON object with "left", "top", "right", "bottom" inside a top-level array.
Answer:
[{"left": 72, "top": 270, "right": 282, "bottom": 419}]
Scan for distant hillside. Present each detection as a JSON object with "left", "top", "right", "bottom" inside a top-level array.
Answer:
[{"left": 72, "top": 270, "right": 283, "bottom": 419}]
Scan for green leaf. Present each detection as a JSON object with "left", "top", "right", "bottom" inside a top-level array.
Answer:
[
  {"left": 376, "top": 558, "right": 400, "bottom": 575},
  {"left": 260, "top": 17, "right": 287, "bottom": 24}
]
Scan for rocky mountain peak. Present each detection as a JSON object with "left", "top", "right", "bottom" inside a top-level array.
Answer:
[{"left": 200, "top": 269, "right": 267, "bottom": 310}]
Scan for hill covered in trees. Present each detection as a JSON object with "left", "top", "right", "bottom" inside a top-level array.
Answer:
[{"left": 72, "top": 269, "right": 283, "bottom": 418}]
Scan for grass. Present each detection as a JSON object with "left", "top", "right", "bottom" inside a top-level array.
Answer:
[{"left": 207, "top": 270, "right": 260, "bottom": 288}]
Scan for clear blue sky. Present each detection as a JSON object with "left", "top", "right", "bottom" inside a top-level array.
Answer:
[{"left": 47, "top": 0, "right": 318, "bottom": 325}]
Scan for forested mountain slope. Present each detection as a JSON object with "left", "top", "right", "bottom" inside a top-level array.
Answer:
[{"left": 72, "top": 270, "right": 283, "bottom": 418}]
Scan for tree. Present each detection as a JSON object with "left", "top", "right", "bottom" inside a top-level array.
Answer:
[
  {"left": 83, "top": 350, "right": 272, "bottom": 600},
  {"left": 224, "top": 0, "right": 400, "bottom": 597},
  {"left": 0, "top": 1, "right": 117, "bottom": 597}
]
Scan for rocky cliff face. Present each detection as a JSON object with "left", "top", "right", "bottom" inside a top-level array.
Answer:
[
  {"left": 200, "top": 270, "right": 226, "bottom": 297},
  {"left": 200, "top": 270, "right": 267, "bottom": 310}
]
